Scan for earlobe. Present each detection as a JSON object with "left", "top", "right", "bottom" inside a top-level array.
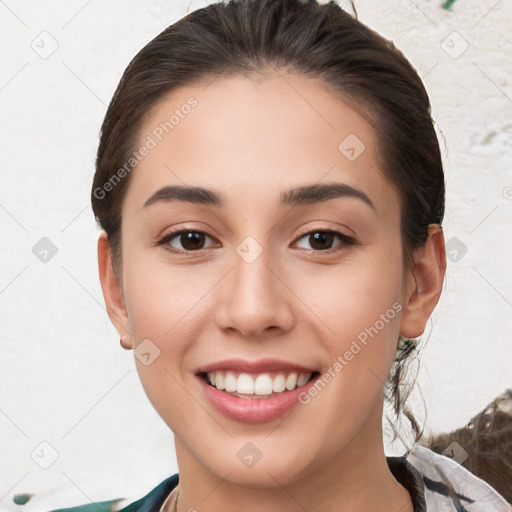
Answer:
[
  {"left": 97, "top": 231, "right": 132, "bottom": 345},
  {"left": 400, "top": 224, "right": 446, "bottom": 338}
]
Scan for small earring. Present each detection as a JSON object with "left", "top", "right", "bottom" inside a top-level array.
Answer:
[{"left": 120, "top": 336, "right": 131, "bottom": 350}]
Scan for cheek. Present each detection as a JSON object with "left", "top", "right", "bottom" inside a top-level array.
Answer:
[
  {"left": 287, "top": 261, "right": 404, "bottom": 445},
  {"left": 121, "top": 258, "right": 212, "bottom": 430},
  {"left": 121, "top": 256, "right": 226, "bottom": 408},
  {"left": 295, "top": 251, "right": 403, "bottom": 331},
  {"left": 292, "top": 253, "right": 404, "bottom": 382},
  {"left": 123, "top": 255, "right": 215, "bottom": 340}
]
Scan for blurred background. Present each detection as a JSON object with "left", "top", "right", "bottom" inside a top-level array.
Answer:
[{"left": 1, "top": 0, "right": 511, "bottom": 510}]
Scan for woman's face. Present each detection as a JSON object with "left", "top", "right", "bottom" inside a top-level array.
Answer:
[{"left": 100, "top": 72, "right": 431, "bottom": 487}]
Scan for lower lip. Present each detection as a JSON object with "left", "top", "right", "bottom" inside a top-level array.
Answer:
[{"left": 197, "top": 374, "right": 320, "bottom": 423}]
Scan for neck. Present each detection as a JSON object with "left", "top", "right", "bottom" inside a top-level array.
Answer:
[{"left": 171, "top": 407, "right": 413, "bottom": 512}]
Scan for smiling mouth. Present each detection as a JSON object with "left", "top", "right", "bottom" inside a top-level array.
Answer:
[{"left": 198, "top": 370, "right": 320, "bottom": 399}]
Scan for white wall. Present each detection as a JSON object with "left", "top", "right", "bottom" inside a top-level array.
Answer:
[{"left": 1, "top": 1, "right": 510, "bottom": 510}]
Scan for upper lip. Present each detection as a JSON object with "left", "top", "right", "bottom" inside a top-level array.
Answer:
[{"left": 196, "top": 358, "right": 317, "bottom": 374}]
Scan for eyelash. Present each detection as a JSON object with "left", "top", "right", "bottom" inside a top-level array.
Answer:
[{"left": 156, "top": 228, "right": 357, "bottom": 255}]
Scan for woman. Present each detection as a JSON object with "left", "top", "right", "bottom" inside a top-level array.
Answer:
[{"left": 89, "top": 0, "right": 512, "bottom": 510}]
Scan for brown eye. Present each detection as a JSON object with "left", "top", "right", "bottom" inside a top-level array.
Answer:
[
  {"left": 294, "top": 230, "right": 355, "bottom": 252},
  {"left": 177, "top": 231, "right": 206, "bottom": 250},
  {"left": 158, "top": 230, "right": 217, "bottom": 252},
  {"left": 308, "top": 232, "right": 335, "bottom": 251}
]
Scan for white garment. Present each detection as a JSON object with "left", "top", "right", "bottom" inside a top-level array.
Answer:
[{"left": 405, "top": 444, "right": 512, "bottom": 511}]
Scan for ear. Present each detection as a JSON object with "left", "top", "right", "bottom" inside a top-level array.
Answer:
[
  {"left": 97, "top": 231, "right": 132, "bottom": 347},
  {"left": 400, "top": 224, "right": 446, "bottom": 338}
]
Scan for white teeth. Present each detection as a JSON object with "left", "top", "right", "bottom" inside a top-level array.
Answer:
[
  {"left": 215, "top": 372, "right": 224, "bottom": 390},
  {"left": 285, "top": 372, "right": 298, "bottom": 390},
  {"left": 224, "top": 372, "right": 237, "bottom": 392},
  {"left": 254, "top": 374, "right": 273, "bottom": 395},
  {"left": 272, "top": 374, "right": 286, "bottom": 393},
  {"left": 206, "top": 370, "right": 313, "bottom": 395},
  {"left": 297, "top": 373, "right": 309, "bottom": 387},
  {"left": 237, "top": 373, "right": 255, "bottom": 394}
]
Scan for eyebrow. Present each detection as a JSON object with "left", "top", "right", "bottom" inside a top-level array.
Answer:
[{"left": 141, "top": 183, "right": 375, "bottom": 210}]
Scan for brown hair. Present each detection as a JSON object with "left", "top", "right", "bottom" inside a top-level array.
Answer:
[{"left": 91, "top": 0, "right": 445, "bottom": 446}]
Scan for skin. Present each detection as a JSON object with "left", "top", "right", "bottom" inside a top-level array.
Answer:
[{"left": 98, "top": 71, "right": 446, "bottom": 512}]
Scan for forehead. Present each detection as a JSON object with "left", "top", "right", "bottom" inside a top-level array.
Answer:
[{"left": 122, "top": 72, "right": 398, "bottom": 220}]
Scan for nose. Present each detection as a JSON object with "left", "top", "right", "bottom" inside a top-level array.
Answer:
[{"left": 214, "top": 243, "right": 295, "bottom": 339}]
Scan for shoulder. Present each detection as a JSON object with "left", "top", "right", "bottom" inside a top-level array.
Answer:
[
  {"left": 115, "top": 474, "right": 179, "bottom": 512},
  {"left": 405, "top": 444, "right": 512, "bottom": 511}
]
